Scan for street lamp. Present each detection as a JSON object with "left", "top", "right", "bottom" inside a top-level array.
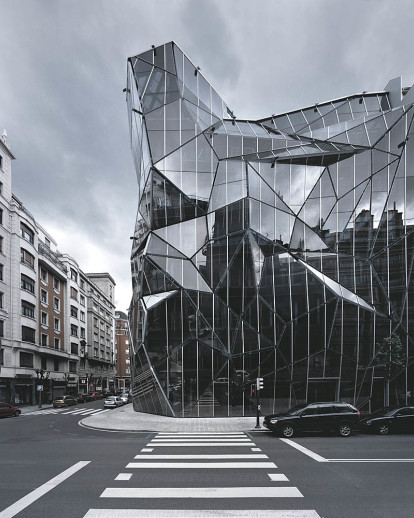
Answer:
[{"left": 35, "top": 369, "right": 50, "bottom": 408}]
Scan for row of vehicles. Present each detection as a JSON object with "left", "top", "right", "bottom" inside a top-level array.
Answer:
[
  {"left": 264, "top": 402, "right": 414, "bottom": 437},
  {"left": 52, "top": 392, "right": 131, "bottom": 408}
]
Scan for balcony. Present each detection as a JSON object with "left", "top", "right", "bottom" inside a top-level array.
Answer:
[{"left": 38, "top": 240, "right": 68, "bottom": 274}]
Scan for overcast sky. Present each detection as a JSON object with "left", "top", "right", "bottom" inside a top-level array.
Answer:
[{"left": 1, "top": 0, "right": 413, "bottom": 312}]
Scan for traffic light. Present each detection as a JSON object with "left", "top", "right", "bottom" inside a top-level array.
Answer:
[
  {"left": 256, "top": 377, "right": 264, "bottom": 391},
  {"left": 250, "top": 383, "right": 256, "bottom": 397}
]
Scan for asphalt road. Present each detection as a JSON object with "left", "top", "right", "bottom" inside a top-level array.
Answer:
[{"left": 1, "top": 403, "right": 413, "bottom": 518}]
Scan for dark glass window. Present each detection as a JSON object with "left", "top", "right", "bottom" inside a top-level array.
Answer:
[
  {"left": 20, "top": 223, "right": 34, "bottom": 244},
  {"left": 20, "top": 351, "right": 34, "bottom": 367},
  {"left": 21, "top": 326, "right": 35, "bottom": 343},
  {"left": 21, "top": 274, "right": 35, "bottom": 293}
]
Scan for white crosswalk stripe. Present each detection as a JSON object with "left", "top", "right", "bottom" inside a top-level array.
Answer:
[
  {"left": 83, "top": 432, "right": 321, "bottom": 517},
  {"left": 21, "top": 407, "right": 107, "bottom": 417}
]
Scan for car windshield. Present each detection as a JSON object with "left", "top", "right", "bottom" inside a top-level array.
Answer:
[
  {"left": 285, "top": 404, "right": 308, "bottom": 415},
  {"left": 371, "top": 407, "right": 397, "bottom": 417},
  {"left": 106, "top": 397, "right": 115, "bottom": 400}
]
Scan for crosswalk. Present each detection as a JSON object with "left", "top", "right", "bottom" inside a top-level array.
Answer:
[
  {"left": 82, "top": 431, "right": 322, "bottom": 518},
  {"left": 21, "top": 407, "right": 108, "bottom": 417}
]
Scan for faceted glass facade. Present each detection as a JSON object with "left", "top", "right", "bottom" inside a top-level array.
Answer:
[{"left": 127, "top": 42, "right": 414, "bottom": 417}]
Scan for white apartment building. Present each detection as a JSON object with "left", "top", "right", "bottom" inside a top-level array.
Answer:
[{"left": 0, "top": 131, "right": 116, "bottom": 405}]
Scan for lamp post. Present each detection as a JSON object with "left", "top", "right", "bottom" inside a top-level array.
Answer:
[{"left": 35, "top": 369, "right": 50, "bottom": 408}]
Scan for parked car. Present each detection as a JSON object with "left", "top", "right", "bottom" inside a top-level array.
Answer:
[
  {"left": 360, "top": 406, "right": 414, "bottom": 435},
  {"left": 82, "top": 394, "right": 94, "bottom": 402},
  {"left": 119, "top": 393, "right": 132, "bottom": 404},
  {"left": 53, "top": 395, "right": 77, "bottom": 408},
  {"left": 0, "top": 402, "right": 21, "bottom": 418},
  {"left": 74, "top": 394, "right": 86, "bottom": 403},
  {"left": 263, "top": 402, "right": 360, "bottom": 438},
  {"left": 104, "top": 396, "right": 124, "bottom": 409},
  {"left": 90, "top": 392, "right": 104, "bottom": 400}
]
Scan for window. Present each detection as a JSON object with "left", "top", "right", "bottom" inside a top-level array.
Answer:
[
  {"left": 70, "top": 287, "right": 78, "bottom": 300},
  {"left": 41, "top": 356, "right": 47, "bottom": 370},
  {"left": 80, "top": 279, "right": 84, "bottom": 290},
  {"left": 70, "top": 305, "right": 78, "bottom": 318},
  {"left": 93, "top": 302, "right": 98, "bottom": 312},
  {"left": 21, "top": 274, "right": 35, "bottom": 293},
  {"left": 20, "top": 223, "right": 34, "bottom": 244},
  {"left": 125, "top": 348, "right": 129, "bottom": 354},
  {"left": 54, "top": 297, "right": 60, "bottom": 311},
  {"left": 41, "top": 334, "right": 48, "bottom": 346},
  {"left": 54, "top": 358, "right": 59, "bottom": 371},
  {"left": 45, "top": 237, "right": 50, "bottom": 248},
  {"left": 126, "top": 368, "right": 130, "bottom": 374},
  {"left": 0, "top": 348, "right": 3, "bottom": 365},
  {"left": 54, "top": 338, "right": 60, "bottom": 350},
  {"left": 53, "top": 277, "right": 60, "bottom": 292},
  {"left": 80, "top": 294, "right": 85, "bottom": 306},
  {"left": 0, "top": 292, "right": 3, "bottom": 309},
  {"left": 21, "top": 300, "right": 35, "bottom": 318},
  {"left": 70, "top": 269, "right": 78, "bottom": 282},
  {"left": 0, "top": 156, "right": 2, "bottom": 169},
  {"left": 126, "top": 359, "right": 130, "bottom": 364},
  {"left": 80, "top": 327, "right": 85, "bottom": 339},
  {"left": 93, "top": 317, "right": 98, "bottom": 328},
  {"left": 40, "top": 267, "right": 48, "bottom": 283},
  {"left": 0, "top": 320, "right": 3, "bottom": 337},
  {"left": 94, "top": 347, "right": 98, "bottom": 358},
  {"left": 93, "top": 333, "right": 98, "bottom": 342},
  {"left": 21, "top": 326, "right": 35, "bottom": 343},
  {"left": 41, "top": 312, "right": 48, "bottom": 326},
  {"left": 20, "top": 248, "right": 34, "bottom": 268},
  {"left": 71, "top": 343, "right": 78, "bottom": 354},
  {"left": 20, "top": 351, "right": 34, "bottom": 367},
  {"left": 54, "top": 318, "right": 60, "bottom": 331},
  {"left": 0, "top": 181, "right": 3, "bottom": 195},
  {"left": 80, "top": 311, "right": 85, "bottom": 322},
  {"left": 40, "top": 289, "right": 48, "bottom": 304},
  {"left": 0, "top": 209, "right": 3, "bottom": 225},
  {"left": 0, "top": 236, "right": 3, "bottom": 253},
  {"left": 69, "top": 361, "right": 77, "bottom": 373},
  {"left": 70, "top": 324, "right": 78, "bottom": 337}
]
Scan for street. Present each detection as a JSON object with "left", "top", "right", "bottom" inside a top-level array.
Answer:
[{"left": 1, "top": 403, "right": 414, "bottom": 518}]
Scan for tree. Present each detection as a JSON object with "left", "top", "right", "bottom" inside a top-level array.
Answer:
[{"left": 372, "top": 335, "right": 407, "bottom": 406}]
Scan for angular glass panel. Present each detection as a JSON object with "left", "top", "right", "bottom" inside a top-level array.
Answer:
[{"left": 143, "top": 290, "right": 178, "bottom": 310}]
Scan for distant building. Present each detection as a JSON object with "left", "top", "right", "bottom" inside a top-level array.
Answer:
[
  {"left": 0, "top": 131, "right": 116, "bottom": 405},
  {"left": 127, "top": 42, "right": 414, "bottom": 418},
  {"left": 114, "top": 311, "right": 131, "bottom": 391}
]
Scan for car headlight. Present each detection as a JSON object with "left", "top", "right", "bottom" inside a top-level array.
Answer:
[
  {"left": 364, "top": 420, "right": 372, "bottom": 425},
  {"left": 270, "top": 418, "right": 278, "bottom": 425}
]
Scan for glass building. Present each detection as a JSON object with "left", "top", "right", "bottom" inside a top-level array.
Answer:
[{"left": 127, "top": 42, "right": 414, "bottom": 417}]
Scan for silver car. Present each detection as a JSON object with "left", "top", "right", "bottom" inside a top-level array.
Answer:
[
  {"left": 119, "top": 393, "right": 131, "bottom": 404},
  {"left": 104, "top": 396, "right": 123, "bottom": 409}
]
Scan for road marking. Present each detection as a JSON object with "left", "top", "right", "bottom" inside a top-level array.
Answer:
[
  {"left": 150, "top": 438, "right": 251, "bottom": 442},
  {"left": 141, "top": 448, "right": 153, "bottom": 452},
  {"left": 78, "top": 409, "right": 106, "bottom": 415},
  {"left": 269, "top": 474, "right": 290, "bottom": 481},
  {"left": 327, "top": 458, "right": 414, "bottom": 463},
  {"left": 133, "top": 454, "right": 269, "bottom": 459},
  {"left": 84, "top": 510, "right": 321, "bottom": 517},
  {"left": 100, "top": 486, "right": 303, "bottom": 498},
  {"left": 154, "top": 435, "right": 247, "bottom": 438},
  {"left": 280, "top": 439, "right": 328, "bottom": 462},
  {"left": 251, "top": 448, "right": 261, "bottom": 451},
  {"left": 0, "top": 461, "right": 90, "bottom": 518},
  {"left": 115, "top": 474, "right": 132, "bottom": 481},
  {"left": 125, "top": 462, "right": 277, "bottom": 469},
  {"left": 156, "top": 432, "right": 244, "bottom": 435},
  {"left": 147, "top": 443, "right": 256, "bottom": 447}
]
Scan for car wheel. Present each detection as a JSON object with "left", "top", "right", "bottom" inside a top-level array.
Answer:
[
  {"left": 281, "top": 424, "right": 295, "bottom": 438},
  {"left": 338, "top": 423, "right": 352, "bottom": 437},
  {"left": 13, "top": 411, "right": 20, "bottom": 417},
  {"left": 377, "top": 424, "right": 390, "bottom": 435}
]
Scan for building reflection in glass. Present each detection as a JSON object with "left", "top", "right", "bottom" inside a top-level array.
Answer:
[{"left": 127, "top": 43, "right": 414, "bottom": 417}]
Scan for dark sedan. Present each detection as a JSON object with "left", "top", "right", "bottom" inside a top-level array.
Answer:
[
  {"left": 360, "top": 406, "right": 414, "bottom": 435},
  {"left": 264, "top": 402, "right": 360, "bottom": 437}
]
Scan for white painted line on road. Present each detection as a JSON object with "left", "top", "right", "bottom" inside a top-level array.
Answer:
[
  {"left": 251, "top": 448, "right": 261, "bottom": 451},
  {"left": 84, "top": 509, "right": 321, "bottom": 517},
  {"left": 61, "top": 409, "right": 84, "bottom": 414},
  {"left": 151, "top": 438, "right": 251, "bottom": 442},
  {"left": 327, "top": 458, "right": 414, "bottom": 463},
  {"left": 100, "top": 486, "right": 303, "bottom": 498},
  {"left": 83, "top": 509, "right": 321, "bottom": 517},
  {"left": 147, "top": 443, "right": 256, "bottom": 447},
  {"left": 154, "top": 435, "right": 247, "bottom": 438},
  {"left": 269, "top": 474, "right": 289, "bottom": 481},
  {"left": 0, "top": 461, "right": 90, "bottom": 518},
  {"left": 115, "top": 473, "right": 132, "bottom": 481},
  {"left": 141, "top": 448, "right": 153, "bottom": 452},
  {"left": 134, "top": 454, "right": 269, "bottom": 459},
  {"left": 280, "top": 439, "right": 328, "bottom": 463},
  {"left": 126, "top": 462, "right": 277, "bottom": 469},
  {"left": 156, "top": 432, "right": 244, "bottom": 435}
]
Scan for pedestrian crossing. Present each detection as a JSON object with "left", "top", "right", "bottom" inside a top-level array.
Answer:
[
  {"left": 21, "top": 407, "right": 108, "bottom": 417},
  {"left": 82, "top": 431, "right": 322, "bottom": 517}
]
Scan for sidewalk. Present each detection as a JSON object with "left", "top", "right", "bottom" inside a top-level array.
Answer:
[
  {"left": 19, "top": 404, "right": 54, "bottom": 414},
  {"left": 81, "top": 404, "right": 266, "bottom": 432}
]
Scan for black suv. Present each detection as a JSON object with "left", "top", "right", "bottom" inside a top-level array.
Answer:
[{"left": 263, "top": 402, "right": 360, "bottom": 438}]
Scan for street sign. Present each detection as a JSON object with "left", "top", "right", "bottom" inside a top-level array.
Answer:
[{"left": 37, "top": 385, "right": 43, "bottom": 391}]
